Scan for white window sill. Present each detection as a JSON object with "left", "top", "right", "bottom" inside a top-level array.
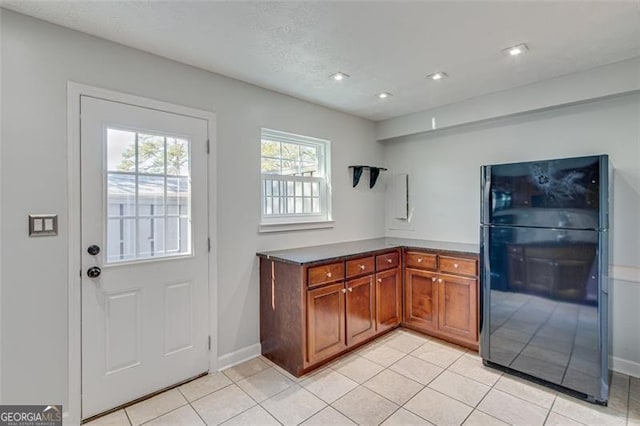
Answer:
[{"left": 258, "top": 220, "right": 335, "bottom": 233}]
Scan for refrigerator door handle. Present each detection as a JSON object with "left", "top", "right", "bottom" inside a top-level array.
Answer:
[
  {"left": 478, "top": 225, "right": 491, "bottom": 359},
  {"left": 480, "top": 166, "right": 491, "bottom": 225}
]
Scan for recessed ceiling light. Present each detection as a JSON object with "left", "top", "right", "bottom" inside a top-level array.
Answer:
[
  {"left": 503, "top": 43, "right": 529, "bottom": 56},
  {"left": 427, "top": 72, "right": 448, "bottom": 81},
  {"left": 329, "top": 72, "right": 349, "bottom": 81},
  {"left": 377, "top": 92, "right": 392, "bottom": 99}
]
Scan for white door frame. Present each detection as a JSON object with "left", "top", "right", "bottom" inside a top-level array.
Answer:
[{"left": 66, "top": 82, "right": 217, "bottom": 424}]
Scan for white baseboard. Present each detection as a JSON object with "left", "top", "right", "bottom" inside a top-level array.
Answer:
[
  {"left": 610, "top": 355, "right": 640, "bottom": 378},
  {"left": 63, "top": 411, "right": 75, "bottom": 426},
  {"left": 217, "top": 343, "right": 262, "bottom": 371}
]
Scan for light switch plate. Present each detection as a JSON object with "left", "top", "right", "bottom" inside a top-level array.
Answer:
[{"left": 29, "top": 214, "right": 58, "bottom": 237}]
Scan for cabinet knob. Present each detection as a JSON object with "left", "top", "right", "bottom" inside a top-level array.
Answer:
[
  {"left": 432, "top": 277, "right": 437, "bottom": 282},
  {"left": 326, "top": 271, "right": 332, "bottom": 278},
  {"left": 454, "top": 263, "right": 459, "bottom": 268},
  {"left": 348, "top": 287, "right": 353, "bottom": 292},
  {"left": 438, "top": 278, "right": 443, "bottom": 283},
  {"left": 387, "top": 258, "right": 393, "bottom": 263},
  {"left": 341, "top": 288, "right": 347, "bottom": 293},
  {"left": 417, "top": 257, "right": 423, "bottom": 263},
  {"left": 359, "top": 264, "right": 365, "bottom": 270},
  {"left": 377, "top": 278, "right": 382, "bottom": 283}
]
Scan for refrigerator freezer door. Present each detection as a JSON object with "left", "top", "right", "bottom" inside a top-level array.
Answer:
[
  {"left": 483, "top": 155, "right": 606, "bottom": 229},
  {"left": 480, "top": 225, "right": 607, "bottom": 402}
]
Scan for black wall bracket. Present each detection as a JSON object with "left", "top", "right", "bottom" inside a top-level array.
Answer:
[{"left": 349, "top": 165, "right": 388, "bottom": 188}]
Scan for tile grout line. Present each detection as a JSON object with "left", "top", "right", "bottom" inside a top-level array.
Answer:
[
  {"left": 457, "top": 357, "right": 507, "bottom": 426},
  {"left": 397, "top": 350, "right": 469, "bottom": 425},
  {"left": 124, "top": 407, "right": 134, "bottom": 426},
  {"left": 300, "top": 334, "right": 428, "bottom": 425},
  {"left": 219, "top": 377, "right": 280, "bottom": 425},
  {"left": 541, "top": 395, "right": 558, "bottom": 425},
  {"left": 186, "top": 381, "right": 234, "bottom": 405},
  {"left": 137, "top": 401, "right": 190, "bottom": 426},
  {"left": 334, "top": 348, "right": 430, "bottom": 425},
  {"left": 179, "top": 386, "right": 209, "bottom": 426}
]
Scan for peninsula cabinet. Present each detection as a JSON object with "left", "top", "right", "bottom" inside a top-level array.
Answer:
[{"left": 258, "top": 238, "right": 479, "bottom": 376}]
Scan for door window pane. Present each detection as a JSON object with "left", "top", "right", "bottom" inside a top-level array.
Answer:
[
  {"left": 166, "top": 138, "right": 189, "bottom": 176},
  {"left": 106, "top": 128, "right": 192, "bottom": 263},
  {"left": 107, "top": 129, "right": 136, "bottom": 172}
]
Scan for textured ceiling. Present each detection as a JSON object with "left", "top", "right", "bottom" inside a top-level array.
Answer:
[{"left": 3, "top": 1, "right": 640, "bottom": 121}]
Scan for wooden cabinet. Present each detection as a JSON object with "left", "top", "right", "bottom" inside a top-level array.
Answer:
[
  {"left": 346, "top": 256, "right": 375, "bottom": 279},
  {"left": 438, "top": 274, "right": 477, "bottom": 343},
  {"left": 308, "top": 262, "right": 344, "bottom": 287},
  {"left": 307, "top": 282, "right": 347, "bottom": 364},
  {"left": 307, "top": 253, "right": 388, "bottom": 367},
  {"left": 376, "top": 251, "right": 400, "bottom": 271},
  {"left": 403, "top": 251, "right": 479, "bottom": 350},
  {"left": 376, "top": 268, "right": 402, "bottom": 332},
  {"left": 345, "top": 275, "right": 376, "bottom": 346},
  {"left": 404, "top": 268, "right": 439, "bottom": 332}
]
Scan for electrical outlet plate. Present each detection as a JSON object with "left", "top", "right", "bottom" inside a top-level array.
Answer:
[{"left": 29, "top": 214, "right": 58, "bottom": 237}]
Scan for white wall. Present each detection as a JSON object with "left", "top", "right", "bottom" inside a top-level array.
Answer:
[
  {"left": 382, "top": 93, "right": 640, "bottom": 374},
  {"left": 0, "top": 10, "right": 384, "bottom": 408}
]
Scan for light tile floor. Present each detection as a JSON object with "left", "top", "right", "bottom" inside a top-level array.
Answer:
[{"left": 88, "top": 329, "right": 640, "bottom": 425}]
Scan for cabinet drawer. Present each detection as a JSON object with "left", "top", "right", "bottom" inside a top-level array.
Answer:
[
  {"left": 308, "top": 262, "right": 344, "bottom": 286},
  {"left": 439, "top": 256, "right": 477, "bottom": 277},
  {"left": 376, "top": 251, "right": 400, "bottom": 271},
  {"left": 346, "top": 256, "right": 375, "bottom": 279},
  {"left": 405, "top": 251, "right": 437, "bottom": 271}
]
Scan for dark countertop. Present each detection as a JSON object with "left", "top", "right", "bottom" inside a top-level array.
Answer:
[{"left": 257, "top": 237, "right": 480, "bottom": 265}]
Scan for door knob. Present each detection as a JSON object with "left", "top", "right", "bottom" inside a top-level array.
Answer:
[
  {"left": 87, "top": 245, "right": 101, "bottom": 256},
  {"left": 87, "top": 266, "right": 102, "bottom": 278}
]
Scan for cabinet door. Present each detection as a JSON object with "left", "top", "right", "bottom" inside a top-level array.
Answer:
[
  {"left": 404, "top": 268, "right": 439, "bottom": 332},
  {"left": 376, "top": 268, "right": 401, "bottom": 332},
  {"left": 345, "top": 275, "right": 376, "bottom": 346},
  {"left": 438, "top": 274, "right": 478, "bottom": 342},
  {"left": 307, "top": 282, "right": 347, "bottom": 364}
]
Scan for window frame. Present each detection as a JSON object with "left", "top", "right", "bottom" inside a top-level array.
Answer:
[{"left": 259, "top": 128, "right": 333, "bottom": 232}]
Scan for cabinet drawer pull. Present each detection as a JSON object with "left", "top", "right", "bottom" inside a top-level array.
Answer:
[
  {"left": 377, "top": 278, "right": 382, "bottom": 283},
  {"left": 348, "top": 287, "right": 353, "bottom": 292},
  {"left": 417, "top": 257, "right": 423, "bottom": 263},
  {"left": 438, "top": 278, "right": 443, "bottom": 283},
  {"left": 326, "top": 271, "right": 332, "bottom": 278},
  {"left": 359, "top": 264, "right": 365, "bottom": 270},
  {"left": 341, "top": 288, "right": 347, "bottom": 293},
  {"left": 432, "top": 277, "right": 437, "bottom": 282},
  {"left": 387, "top": 258, "right": 393, "bottom": 263},
  {"left": 454, "top": 263, "right": 459, "bottom": 268}
]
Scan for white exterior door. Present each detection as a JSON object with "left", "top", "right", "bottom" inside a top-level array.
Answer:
[{"left": 80, "top": 96, "right": 209, "bottom": 419}]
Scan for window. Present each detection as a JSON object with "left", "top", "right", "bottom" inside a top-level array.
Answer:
[
  {"left": 260, "top": 128, "right": 332, "bottom": 230},
  {"left": 106, "top": 128, "right": 192, "bottom": 263}
]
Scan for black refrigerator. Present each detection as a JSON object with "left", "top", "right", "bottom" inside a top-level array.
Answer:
[{"left": 480, "top": 155, "right": 610, "bottom": 404}]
